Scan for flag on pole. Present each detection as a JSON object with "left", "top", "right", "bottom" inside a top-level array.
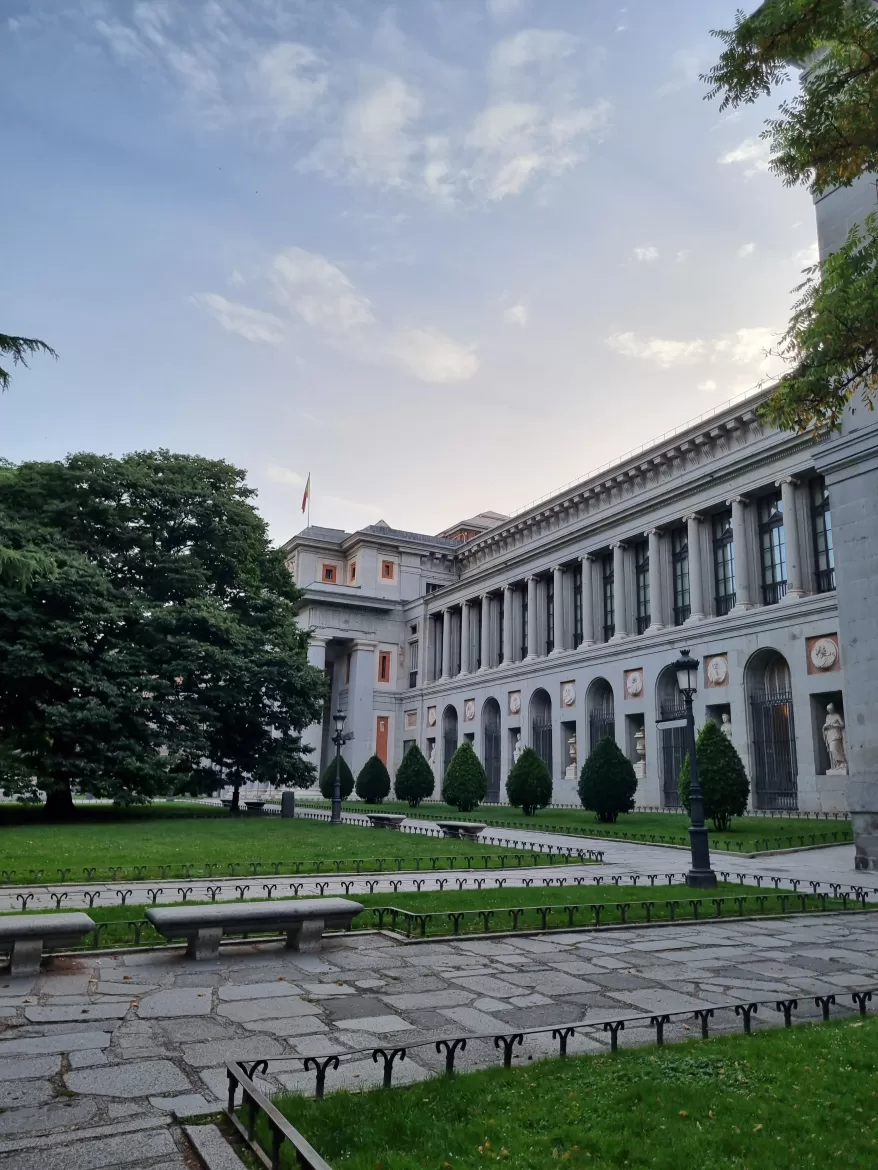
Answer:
[{"left": 301, "top": 472, "right": 311, "bottom": 515}]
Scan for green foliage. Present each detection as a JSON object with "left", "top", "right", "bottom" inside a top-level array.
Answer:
[
  {"left": 0, "top": 452, "right": 326, "bottom": 815},
  {"left": 0, "top": 332, "right": 57, "bottom": 393},
  {"left": 442, "top": 741, "right": 487, "bottom": 812},
  {"left": 703, "top": 0, "right": 878, "bottom": 431},
  {"left": 578, "top": 736, "right": 638, "bottom": 823},
  {"left": 678, "top": 719, "right": 750, "bottom": 833},
  {"left": 355, "top": 754, "right": 391, "bottom": 803},
  {"left": 394, "top": 744, "right": 435, "bottom": 806},
  {"left": 505, "top": 746, "right": 552, "bottom": 816},
  {"left": 319, "top": 756, "right": 354, "bottom": 801}
]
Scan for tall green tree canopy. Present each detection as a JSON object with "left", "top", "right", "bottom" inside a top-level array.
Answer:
[
  {"left": 0, "top": 451, "right": 326, "bottom": 815},
  {"left": 703, "top": 0, "right": 878, "bottom": 431}
]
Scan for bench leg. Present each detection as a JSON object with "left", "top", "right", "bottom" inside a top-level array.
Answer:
[
  {"left": 286, "top": 919, "right": 324, "bottom": 952},
  {"left": 10, "top": 938, "right": 43, "bottom": 976},
  {"left": 186, "top": 928, "right": 222, "bottom": 960}
]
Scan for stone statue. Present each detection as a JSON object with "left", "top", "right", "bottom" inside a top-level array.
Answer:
[
  {"left": 633, "top": 726, "right": 646, "bottom": 779},
  {"left": 512, "top": 733, "right": 523, "bottom": 765},
  {"left": 823, "top": 703, "right": 848, "bottom": 774},
  {"left": 565, "top": 734, "right": 577, "bottom": 781},
  {"left": 428, "top": 743, "right": 437, "bottom": 773},
  {"left": 720, "top": 713, "right": 733, "bottom": 741}
]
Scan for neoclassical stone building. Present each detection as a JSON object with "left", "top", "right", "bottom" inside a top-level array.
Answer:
[{"left": 285, "top": 391, "right": 848, "bottom": 813}]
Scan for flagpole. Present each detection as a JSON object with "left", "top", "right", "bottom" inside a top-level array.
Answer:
[{"left": 308, "top": 473, "right": 311, "bottom": 528}]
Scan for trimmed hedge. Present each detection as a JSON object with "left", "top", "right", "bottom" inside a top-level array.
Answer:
[
  {"left": 394, "top": 744, "right": 435, "bottom": 807},
  {"left": 679, "top": 719, "right": 750, "bottom": 832},
  {"left": 442, "top": 741, "right": 487, "bottom": 812},
  {"left": 578, "top": 736, "right": 637, "bottom": 823},
  {"left": 356, "top": 754, "right": 391, "bottom": 803},
  {"left": 506, "top": 747, "right": 552, "bottom": 816},
  {"left": 319, "top": 756, "right": 354, "bottom": 801}
]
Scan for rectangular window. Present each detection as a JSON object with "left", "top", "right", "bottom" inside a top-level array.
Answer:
[
  {"left": 348, "top": 561, "right": 357, "bottom": 583},
  {"left": 573, "top": 563, "right": 583, "bottom": 647},
  {"left": 546, "top": 575, "right": 554, "bottom": 655},
  {"left": 635, "top": 540, "right": 650, "bottom": 634},
  {"left": 378, "top": 651, "right": 391, "bottom": 683},
  {"left": 321, "top": 564, "right": 337, "bottom": 583},
  {"left": 671, "top": 527, "right": 690, "bottom": 625},
  {"left": 381, "top": 560, "right": 394, "bottom": 580},
  {"left": 520, "top": 586, "right": 528, "bottom": 661},
  {"left": 811, "top": 478, "right": 835, "bottom": 592},
  {"left": 402, "top": 739, "right": 415, "bottom": 756},
  {"left": 426, "top": 582, "right": 443, "bottom": 594},
  {"left": 345, "top": 654, "right": 351, "bottom": 684},
  {"left": 408, "top": 641, "right": 418, "bottom": 689},
  {"left": 602, "top": 554, "right": 615, "bottom": 642},
  {"left": 712, "top": 511, "right": 736, "bottom": 615},
  {"left": 759, "top": 493, "right": 787, "bottom": 604}
]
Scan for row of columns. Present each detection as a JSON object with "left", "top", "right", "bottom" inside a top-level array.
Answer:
[{"left": 431, "top": 478, "right": 808, "bottom": 675}]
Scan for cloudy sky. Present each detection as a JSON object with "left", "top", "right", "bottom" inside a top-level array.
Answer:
[{"left": 2, "top": 0, "right": 818, "bottom": 540}]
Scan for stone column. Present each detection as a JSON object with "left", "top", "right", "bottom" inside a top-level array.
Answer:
[
  {"left": 302, "top": 636, "right": 327, "bottom": 771},
  {"left": 778, "top": 477, "right": 805, "bottom": 598},
  {"left": 480, "top": 593, "right": 491, "bottom": 669},
  {"left": 422, "top": 605, "right": 432, "bottom": 684},
  {"left": 525, "top": 575, "right": 537, "bottom": 659},
  {"left": 728, "top": 497, "right": 753, "bottom": 609},
  {"left": 684, "top": 515, "right": 705, "bottom": 621},
  {"left": 502, "top": 585, "right": 513, "bottom": 663},
  {"left": 552, "top": 565, "right": 564, "bottom": 652},
  {"left": 441, "top": 609, "right": 452, "bottom": 679},
  {"left": 610, "top": 542, "right": 627, "bottom": 639},
  {"left": 646, "top": 528, "right": 664, "bottom": 630},
  {"left": 460, "top": 601, "right": 471, "bottom": 674},
  {"left": 347, "top": 640, "right": 376, "bottom": 775},
  {"left": 580, "top": 555, "right": 595, "bottom": 645}
]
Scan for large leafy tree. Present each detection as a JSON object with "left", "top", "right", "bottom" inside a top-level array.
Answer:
[
  {"left": 0, "top": 451, "right": 326, "bottom": 816},
  {"left": 703, "top": 0, "right": 878, "bottom": 431}
]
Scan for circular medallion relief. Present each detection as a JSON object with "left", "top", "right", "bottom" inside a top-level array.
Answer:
[
  {"left": 706, "top": 656, "right": 729, "bottom": 685},
  {"left": 464, "top": 700, "right": 475, "bottom": 721},
  {"left": 509, "top": 692, "right": 521, "bottom": 714},
  {"left": 810, "top": 638, "right": 838, "bottom": 671},
  {"left": 427, "top": 707, "right": 437, "bottom": 726},
  {"left": 562, "top": 682, "right": 576, "bottom": 707},
  {"left": 626, "top": 671, "right": 643, "bottom": 698}
]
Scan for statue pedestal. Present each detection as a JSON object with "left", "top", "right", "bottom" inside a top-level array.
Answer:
[
  {"left": 565, "top": 765, "right": 576, "bottom": 781},
  {"left": 633, "top": 762, "right": 645, "bottom": 781},
  {"left": 826, "top": 766, "right": 849, "bottom": 776}
]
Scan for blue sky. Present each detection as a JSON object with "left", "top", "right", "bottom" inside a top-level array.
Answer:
[{"left": 1, "top": 0, "right": 818, "bottom": 540}]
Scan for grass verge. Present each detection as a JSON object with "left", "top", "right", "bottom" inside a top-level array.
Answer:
[{"left": 267, "top": 1015, "right": 878, "bottom": 1169}]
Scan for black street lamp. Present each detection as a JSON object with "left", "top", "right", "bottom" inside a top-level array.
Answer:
[
  {"left": 330, "top": 709, "right": 352, "bottom": 826},
  {"left": 674, "top": 649, "right": 717, "bottom": 889}
]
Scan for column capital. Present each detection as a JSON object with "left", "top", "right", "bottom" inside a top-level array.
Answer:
[
  {"left": 682, "top": 512, "right": 702, "bottom": 523},
  {"left": 580, "top": 552, "right": 594, "bottom": 563},
  {"left": 775, "top": 476, "right": 799, "bottom": 488},
  {"left": 352, "top": 639, "right": 378, "bottom": 651},
  {"left": 644, "top": 527, "right": 663, "bottom": 538},
  {"left": 726, "top": 496, "right": 748, "bottom": 507},
  {"left": 551, "top": 564, "right": 563, "bottom": 574},
  {"left": 610, "top": 540, "right": 627, "bottom": 551}
]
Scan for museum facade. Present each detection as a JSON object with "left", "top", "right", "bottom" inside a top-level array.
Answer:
[{"left": 284, "top": 389, "right": 847, "bottom": 813}]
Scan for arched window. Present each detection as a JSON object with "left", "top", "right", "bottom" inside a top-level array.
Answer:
[
  {"left": 586, "top": 678, "right": 614, "bottom": 754},
  {"left": 656, "top": 665, "right": 686, "bottom": 807},
  {"left": 745, "top": 650, "right": 797, "bottom": 809},
  {"left": 442, "top": 706, "right": 458, "bottom": 778},
  {"left": 482, "top": 698, "right": 502, "bottom": 802},
  {"left": 530, "top": 689, "right": 552, "bottom": 775}
]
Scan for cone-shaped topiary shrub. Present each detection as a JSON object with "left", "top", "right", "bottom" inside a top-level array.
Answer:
[
  {"left": 319, "top": 755, "right": 354, "bottom": 800},
  {"left": 394, "top": 744, "right": 435, "bottom": 807},
  {"left": 578, "top": 736, "right": 637, "bottom": 823},
  {"left": 355, "top": 754, "right": 391, "bottom": 803},
  {"left": 442, "top": 741, "right": 488, "bottom": 812},
  {"left": 678, "top": 719, "right": 750, "bottom": 832},
  {"left": 506, "top": 746, "right": 553, "bottom": 816}
]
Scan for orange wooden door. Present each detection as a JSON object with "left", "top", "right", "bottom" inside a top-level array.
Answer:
[{"left": 376, "top": 717, "right": 389, "bottom": 765}]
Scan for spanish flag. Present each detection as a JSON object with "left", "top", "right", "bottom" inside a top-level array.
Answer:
[{"left": 301, "top": 472, "right": 311, "bottom": 514}]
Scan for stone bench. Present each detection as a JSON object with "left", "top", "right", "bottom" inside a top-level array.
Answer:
[
  {"left": 435, "top": 820, "right": 486, "bottom": 841},
  {"left": 366, "top": 813, "right": 407, "bottom": 830},
  {"left": 0, "top": 912, "right": 96, "bottom": 975},
  {"left": 145, "top": 898, "right": 364, "bottom": 960}
]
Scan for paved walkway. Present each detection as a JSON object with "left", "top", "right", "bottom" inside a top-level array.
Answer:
[{"left": 1, "top": 911, "right": 877, "bottom": 1168}]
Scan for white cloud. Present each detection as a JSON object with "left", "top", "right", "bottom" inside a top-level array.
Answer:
[
  {"left": 657, "top": 50, "right": 705, "bottom": 97},
  {"left": 633, "top": 245, "right": 659, "bottom": 263},
  {"left": 190, "top": 293, "right": 285, "bottom": 344},
  {"left": 251, "top": 43, "right": 328, "bottom": 124},
  {"left": 607, "top": 325, "right": 781, "bottom": 376},
  {"left": 718, "top": 137, "right": 771, "bottom": 177},
  {"left": 675, "top": 249, "right": 690, "bottom": 263},
  {"left": 737, "top": 242, "right": 756, "bottom": 258},
  {"left": 605, "top": 332, "right": 706, "bottom": 369},
  {"left": 197, "top": 247, "right": 479, "bottom": 385},
  {"left": 503, "top": 302, "right": 529, "bottom": 326},
  {"left": 486, "top": 0, "right": 528, "bottom": 20},
  {"left": 795, "top": 241, "right": 819, "bottom": 266},
  {"left": 697, "top": 379, "right": 718, "bottom": 392}
]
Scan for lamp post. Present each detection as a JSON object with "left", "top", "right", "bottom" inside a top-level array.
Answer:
[
  {"left": 674, "top": 649, "right": 717, "bottom": 889},
  {"left": 330, "top": 709, "right": 350, "bottom": 826}
]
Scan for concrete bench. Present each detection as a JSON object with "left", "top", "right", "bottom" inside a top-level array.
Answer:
[
  {"left": 366, "top": 813, "right": 407, "bottom": 830},
  {"left": 145, "top": 898, "right": 364, "bottom": 960},
  {"left": 0, "top": 912, "right": 96, "bottom": 975},
  {"left": 435, "top": 820, "right": 486, "bottom": 841}
]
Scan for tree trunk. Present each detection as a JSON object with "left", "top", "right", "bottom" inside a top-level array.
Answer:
[
  {"left": 44, "top": 782, "right": 76, "bottom": 820},
  {"left": 230, "top": 783, "right": 241, "bottom": 814}
]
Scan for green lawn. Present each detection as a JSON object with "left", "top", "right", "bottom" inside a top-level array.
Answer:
[
  {"left": 267, "top": 1016, "right": 878, "bottom": 1169},
  {"left": 0, "top": 806, "right": 540, "bottom": 882},
  {"left": 299, "top": 799, "right": 852, "bottom": 853},
  {"left": 17, "top": 881, "right": 853, "bottom": 950}
]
